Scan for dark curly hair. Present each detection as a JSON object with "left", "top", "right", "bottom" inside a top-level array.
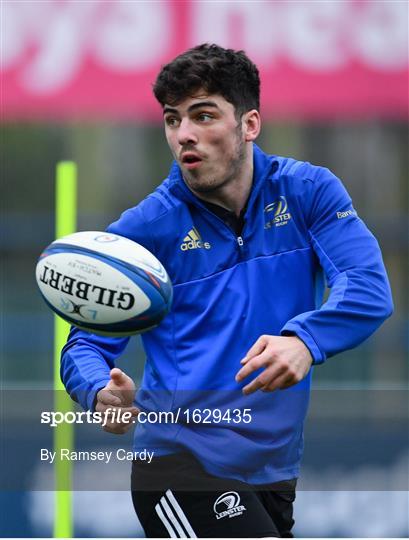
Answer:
[{"left": 153, "top": 43, "right": 260, "bottom": 118}]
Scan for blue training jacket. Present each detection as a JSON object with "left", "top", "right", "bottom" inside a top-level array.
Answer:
[{"left": 61, "top": 145, "right": 393, "bottom": 484}]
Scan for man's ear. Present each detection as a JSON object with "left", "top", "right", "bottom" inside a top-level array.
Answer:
[{"left": 243, "top": 109, "right": 261, "bottom": 142}]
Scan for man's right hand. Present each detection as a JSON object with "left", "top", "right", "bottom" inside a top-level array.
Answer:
[{"left": 96, "top": 368, "right": 139, "bottom": 434}]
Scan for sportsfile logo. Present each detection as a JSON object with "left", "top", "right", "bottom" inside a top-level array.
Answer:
[
  {"left": 213, "top": 491, "right": 246, "bottom": 520},
  {"left": 264, "top": 196, "right": 292, "bottom": 228},
  {"left": 180, "top": 227, "right": 211, "bottom": 251}
]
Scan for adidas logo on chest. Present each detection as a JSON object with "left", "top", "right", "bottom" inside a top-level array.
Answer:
[{"left": 180, "top": 227, "right": 211, "bottom": 251}]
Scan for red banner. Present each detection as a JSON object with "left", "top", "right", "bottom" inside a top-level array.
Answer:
[{"left": 1, "top": 0, "right": 408, "bottom": 120}]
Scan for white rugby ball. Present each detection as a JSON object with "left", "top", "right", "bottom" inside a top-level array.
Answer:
[{"left": 35, "top": 231, "right": 173, "bottom": 336}]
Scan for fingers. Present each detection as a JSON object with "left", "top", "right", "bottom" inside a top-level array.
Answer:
[
  {"left": 241, "top": 363, "right": 287, "bottom": 395},
  {"left": 242, "top": 377, "right": 265, "bottom": 396},
  {"left": 270, "top": 372, "right": 300, "bottom": 390},
  {"left": 260, "top": 373, "right": 293, "bottom": 393},
  {"left": 106, "top": 367, "right": 135, "bottom": 389},
  {"left": 96, "top": 389, "right": 122, "bottom": 409},
  {"left": 235, "top": 349, "right": 271, "bottom": 382},
  {"left": 95, "top": 373, "right": 139, "bottom": 434},
  {"left": 240, "top": 335, "right": 268, "bottom": 365},
  {"left": 105, "top": 368, "right": 136, "bottom": 406},
  {"left": 96, "top": 388, "right": 138, "bottom": 411},
  {"left": 96, "top": 403, "right": 139, "bottom": 416},
  {"left": 242, "top": 363, "right": 304, "bottom": 395},
  {"left": 96, "top": 393, "right": 139, "bottom": 416},
  {"left": 236, "top": 335, "right": 313, "bottom": 395},
  {"left": 109, "top": 367, "right": 127, "bottom": 385},
  {"left": 96, "top": 402, "right": 139, "bottom": 419}
]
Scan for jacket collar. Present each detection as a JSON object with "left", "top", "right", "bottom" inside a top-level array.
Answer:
[{"left": 166, "top": 144, "right": 279, "bottom": 208}]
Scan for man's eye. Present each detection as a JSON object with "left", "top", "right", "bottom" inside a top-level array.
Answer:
[
  {"left": 165, "top": 117, "right": 179, "bottom": 127},
  {"left": 197, "top": 113, "right": 213, "bottom": 122}
]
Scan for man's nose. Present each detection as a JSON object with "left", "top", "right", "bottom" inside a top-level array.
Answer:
[{"left": 177, "top": 119, "right": 198, "bottom": 146}]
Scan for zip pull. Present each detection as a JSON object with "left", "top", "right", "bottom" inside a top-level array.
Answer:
[{"left": 237, "top": 236, "right": 244, "bottom": 247}]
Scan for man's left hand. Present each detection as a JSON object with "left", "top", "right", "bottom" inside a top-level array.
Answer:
[{"left": 235, "top": 335, "right": 313, "bottom": 395}]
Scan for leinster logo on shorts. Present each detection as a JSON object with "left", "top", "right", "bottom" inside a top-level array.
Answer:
[{"left": 213, "top": 491, "right": 246, "bottom": 520}]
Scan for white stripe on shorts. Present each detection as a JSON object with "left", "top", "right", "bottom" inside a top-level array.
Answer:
[
  {"left": 160, "top": 497, "right": 187, "bottom": 537},
  {"left": 165, "top": 490, "right": 197, "bottom": 538},
  {"left": 155, "top": 501, "right": 178, "bottom": 538}
]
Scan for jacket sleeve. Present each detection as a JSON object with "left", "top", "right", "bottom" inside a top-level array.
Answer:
[
  {"left": 281, "top": 166, "right": 393, "bottom": 364},
  {"left": 60, "top": 204, "right": 154, "bottom": 410},
  {"left": 60, "top": 329, "right": 129, "bottom": 410}
]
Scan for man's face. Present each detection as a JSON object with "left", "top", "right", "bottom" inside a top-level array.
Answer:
[{"left": 163, "top": 92, "right": 247, "bottom": 194}]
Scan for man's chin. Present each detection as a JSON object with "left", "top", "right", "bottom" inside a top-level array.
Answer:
[
  {"left": 183, "top": 172, "right": 220, "bottom": 194},
  {"left": 186, "top": 180, "right": 221, "bottom": 194}
]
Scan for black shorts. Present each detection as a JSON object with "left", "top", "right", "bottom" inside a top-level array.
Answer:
[{"left": 131, "top": 452, "right": 296, "bottom": 538}]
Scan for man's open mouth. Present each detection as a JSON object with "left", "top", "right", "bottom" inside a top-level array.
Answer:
[
  {"left": 181, "top": 153, "right": 202, "bottom": 165},
  {"left": 181, "top": 153, "right": 203, "bottom": 169}
]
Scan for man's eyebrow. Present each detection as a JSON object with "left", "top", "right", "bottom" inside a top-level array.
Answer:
[
  {"left": 163, "top": 106, "right": 178, "bottom": 116},
  {"left": 163, "top": 101, "right": 221, "bottom": 116},
  {"left": 188, "top": 101, "right": 220, "bottom": 113}
]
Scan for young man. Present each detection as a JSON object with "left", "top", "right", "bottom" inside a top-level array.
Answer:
[{"left": 61, "top": 44, "right": 393, "bottom": 538}]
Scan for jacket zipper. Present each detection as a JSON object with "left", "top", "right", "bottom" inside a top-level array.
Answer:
[
  {"left": 200, "top": 209, "right": 246, "bottom": 256},
  {"left": 169, "top": 183, "right": 251, "bottom": 255},
  {"left": 177, "top": 189, "right": 246, "bottom": 254}
]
